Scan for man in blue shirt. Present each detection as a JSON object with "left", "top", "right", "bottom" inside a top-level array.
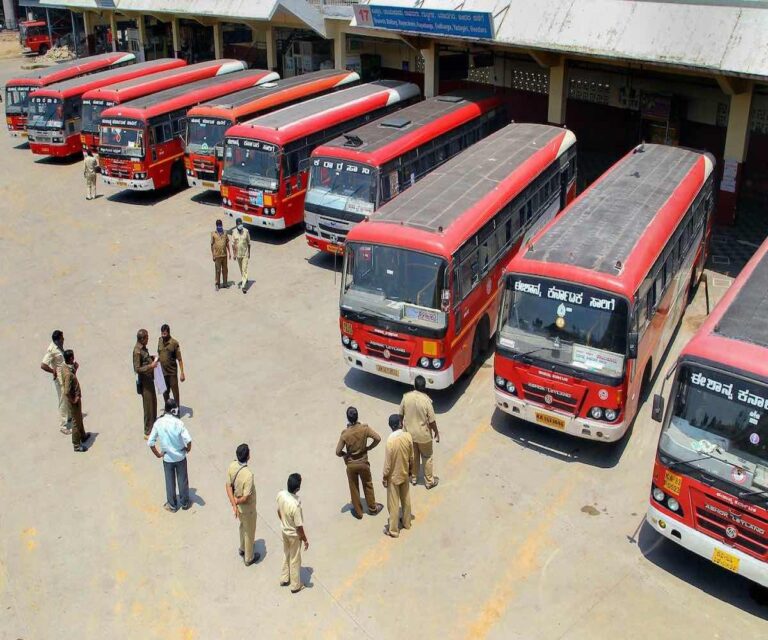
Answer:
[{"left": 148, "top": 399, "right": 192, "bottom": 512}]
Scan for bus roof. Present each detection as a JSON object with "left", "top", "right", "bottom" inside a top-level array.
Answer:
[
  {"left": 346, "top": 123, "right": 574, "bottom": 258},
  {"left": 100, "top": 66, "right": 278, "bottom": 121},
  {"left": 187, "top": 69, "right": 359, "bottom": 121},
  {"left": 510, "top": 144, "right": 714, "bottom": 296},
  {"left": 310, "top": 90, "right": 503, "bottom": 167},
  {"left": 5, "top": 52, "right": 136, "bottom": 88},
  {"left": 29, "top": 58, "right": 183, "bottom": 100},
  {"left": 225, "top": 80, "right": 421, "bottom": 146}
]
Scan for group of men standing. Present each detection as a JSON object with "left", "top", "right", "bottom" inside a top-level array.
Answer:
[{"left": 211, "top": 218, "right": 251, "bottom": 292}]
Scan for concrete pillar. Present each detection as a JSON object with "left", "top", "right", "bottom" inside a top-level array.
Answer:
[
  {"left": 718, "top": 82, "right": 754, "bottom": 224},
  {"left": 136, "top": 14, "right": 147, "bottom": 61},
  {"left": 548, "top": 57, "right": 567, "bottom": 125},
  {"left": 171, "top": 17, "right": 181, "bottom": 58},
  {"left": 109, "top": 12, "right": 117, "bottom": 52},
  {"left": 2, "top": 0, "right": 17, "bottom": 30},
  {"left": 82, "top": 11, "right": 95, "bottom": 37},
  {"left": 213, "top": 22, "right": 224, "bottom": 59},
  {"left": 420, "top": 42, "right": 439, "bottom": 98},
  {"left": 334, "top": 27, "right": 346, "bottom": 71},
  {"left": 265, "top": 26, "right": 276, "bottom": 72}
]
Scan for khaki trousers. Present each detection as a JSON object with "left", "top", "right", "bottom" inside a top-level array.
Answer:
[
  {"left": 214, "top": 256, "right": 228, "bottom": 286},
  {"left": 412, "top": 440, "right": 435, "bottom": 487},
  {"left": 346, "top": 461, "right": 376, "bottom": 516},
  {"left": 238, "top": 506, "right": 257, "bottom": 563},
  {"left": 236, "top": 256, "right": 249, "bottom": 287},
  {"left": 68, "top": 399, "right": 86, "bottom": 446},
  {"left": 86, "top": 174, "right": 97, "bottom": 199},
  {"left": 281, "top": 534, "right": 302, "bottom": 590},
  {"left": 386, "top": 481, "right": 412, "bottom": 536},
  {"left": 54, "top": 377, "right": 72, "bottom": 430},
  {"left": 140, "top": 383, "right": 157, "bottom": 436},
  {"left": 163, "top": 372, "right": 180, "bottom": 407}
]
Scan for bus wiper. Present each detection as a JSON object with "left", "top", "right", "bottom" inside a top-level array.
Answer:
[
  {"left": 510, "top": 344, "right": 559, "bottom": 361},
  {"left": 737, "top": 487, "right": 768, "bottom": 499},
  {"left": 666, "top": 453, "right": 721, "bottom": 470}
]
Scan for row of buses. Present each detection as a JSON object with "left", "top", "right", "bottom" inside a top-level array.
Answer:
[{"left": 5, "top": 56, "right": 766, "bottom": 588}]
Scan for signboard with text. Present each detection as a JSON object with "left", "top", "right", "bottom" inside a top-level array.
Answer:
[{"left": 354, "top": 5, "right": 494, "bottom": 40}]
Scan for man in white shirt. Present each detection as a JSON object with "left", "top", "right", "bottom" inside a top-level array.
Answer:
[
  {"left": 148, "top": 399, "right": 192, "bottom": 512},
  {"left": 276, "top": 473, "right": 308, "bottom": 593},
  {"left": 40, "top": 329, "right": 72, "bottom": 434}
]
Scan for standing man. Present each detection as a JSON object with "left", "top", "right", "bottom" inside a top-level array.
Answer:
[
  {"left": 226, "top": 443, "right": 259, "bottom": 566},
  {"left": 133, "top": 328, "right": 159, "bottom": 440},
  {"left": 148, "top": 399, "right": 192, "bottom": 512},
  {"left": 84, "top": 150, "right": 98, "bottom": 200},
  {"left": 399, "top": 375, "right": 440, "bottom": 489},
  {"left": 157, "top": 324, "right": 185, "bottom": 410},
  {"left": 40, "top": 329, "right": 72, "bottom": 434},
  {"left": 211, "top": 219, "right": 231, "bottom": 291},
  {"left": 231, "top": 218, "right": 251, "bottom": 294},
  {"left": 60, "top": 349, "right": 91, "bottom": 453},
  {"left": 276, "top": 473, "right": 308, "bottom": 594},
  {"left": 335, "top": 407, "right": 382, "bottom": 519},
  {"left": 382, "top": 414, "right": 414, "bottom": 538}
]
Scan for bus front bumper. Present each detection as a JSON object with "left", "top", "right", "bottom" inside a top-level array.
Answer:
[
  {"left": 342, "top": 348, "right": 454, "bottom": 389},
  {"left": 223, "top": 207, "right": 286, "bottom": 230},
  {"left": 8, "top": 129, "right": 26, "bottom": 138},
  {"left": 494, "top": 389, "right": 628, "bottom": 442},
  {"left": 647, "top": 504, "right": 768, "bottom": 587},
  {"left": 102, "top": 175, "right": 155, "bottom": 191},
  {"left": 306, "top": 232, "right": 344, "bottom": 255},
  {"left": 188, "top": 175, "right": 221, "bottom": 191}
]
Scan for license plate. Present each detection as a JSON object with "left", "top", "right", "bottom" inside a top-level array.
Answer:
[
  {"left": 21, "top": 132, "right": 28, "bottom": 137},
  {"left": 535, "top": 411, "right": 566, "bottom": 430},
  {"left": 376, "top": 364, "right": 399, "bottom": 378},
  {"left": 202, "top": 181, "right": 214, "bottom": 188},
  {"left": 116, "top": 180, "right": 127, "bottom": 186},
  {"left": 663, "top": 470, "right": 682, "bottom": 496},
  {"left": 328, "top": 244, "right": 344, "bottom": 255},
  {"left": 242, "top": 214, "right": 253, "bottom": 223},
  {"left": 712, "top": 548, "right": 739, "bottom": 573}
]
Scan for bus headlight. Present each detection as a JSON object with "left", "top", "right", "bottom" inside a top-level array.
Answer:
[
  {"left": 53, "top": 136, "right": 63, "bottom": 143},
  {"left": 495, "top": 375, "right": 506, "bottom": 387},
  {"left": 431, "top": 358, "right": 443, "bottom": 370},
  {"left": 590, "top": 407, "right": 603, "bottom": 420},
  {"left": 666, "top": 497, "right": 680, "bottom": 512},
  {"left": 652, "top": 487, "right": 665, "bottom": 503},
  {"left": 419, "top": 357, "right": 430, "bottom": 368},
  {"left": 350, "top": 340, "right": 359, "bottom": 351},
  {"left": 604, "top": 408, "right": 618, "bottom": 422},
  {"left": 505, "top": 381, "right": 516, "bottom": 394},
  {"left": 342, "top": 335, "right": 350, "bottom": 346}
]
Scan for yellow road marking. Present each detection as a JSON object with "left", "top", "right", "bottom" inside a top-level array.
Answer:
[{"left": 21, "top": 527, "right": 37, "bottom": 551}]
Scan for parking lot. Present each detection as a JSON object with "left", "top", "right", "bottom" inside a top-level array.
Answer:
[{"left": 0, "top": 55, "right": 765, "bottom": 639}]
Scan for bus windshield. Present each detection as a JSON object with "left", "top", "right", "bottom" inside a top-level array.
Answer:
[
  {"left": 222, "top": 138, "right": 280, "bottom": 190},
  {"left": 499, "top": 275, "right": 629, "bottom": 378},
  {"left": 28, "top": 97, "right": 64, "bottom": 129},
  {"left": 341, "top": 243, "right": 448, "bottom": 331},
  {"left": 99, "top": 124, "right": 145, "bottom": 158},
  {"left": 5, "top": 86, "right": 30, "bottom": 113},
  {"left": 306, "top": 158, "right": 376, "bottom": 216},
  {"left": 187, "top": 117, "right": 232, "bottom": 155},
  {"left": 82, "top": 102, "right": 114, "bottom": 134},
  {"left": 661, "top": 364, "right": 768, "bottom": 496}
]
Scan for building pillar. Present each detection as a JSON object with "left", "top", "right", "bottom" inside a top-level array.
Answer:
[
  {"left": 548, "top": 57, "right": 567, "bottom": 125},
  {"left": 136, "top": 14, "right": 147, "bottom": 61},
  {"left": 718, "top": 81, "right": 754, "bottom": 225},
  {"left": 265, "top": 26, "right": 276, "bottom": 72},
  {"left": 82, "top": 11, "right": 96, "bottom": 55},
  {"left": 171, "top": 17, "right": 181, "bottom": 58},
  {"left": 109, "top": 12, "right": 118, "bottom": 52},
  {"left": 334, "top": 27, "right": 346, "bottom": 70},
  {"left": 420, "top": 42, "right": 439, "bottom": 98},
  {"left": 213, "top": 22, "right": 224, "bottom": 59},
  {"left": 2, "top": 0, "right": 17, "bottom": 30}
]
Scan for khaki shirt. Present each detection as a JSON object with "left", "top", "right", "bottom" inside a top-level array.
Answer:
[
  {"left": 41, "top": 341, "right": 65, "bottom": 377},
  {"left": 84, "top": 155, "right": 98, "bottom": 177},
  {"left": 399, "top": 390, "right": 436, "bottom": 444},
  {"left": 336, "top": 422, "right": 381, "bottom": 465},
  {"left": 383, "top": 430, "right": 415, "bottom": 485},
  {"left": 211, "top": 231, "right": 229, "bottom": 258},
  {"left": 157, "top": 337, "right": 181, "bottom": 376},
  {"left": 227, "top": 461, "right": 256, "bottom": 513},
  {"left": 59, "top": 363, "right": 81, "bottom": 404},
  {"left": 276, "top": 490, "right": 303, "bottom": 538},
  {"left": 231, "top": 227, "right": 250, "bottom": 259},
  {"left": 133, "top": 342, "right": 154, "bottom": 384}
]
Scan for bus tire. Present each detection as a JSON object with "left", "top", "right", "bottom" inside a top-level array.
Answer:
[
  {"left": 170, "top": 162, "right": 186, "bottom": 190},
  {"left": 471, "top": 315, "right": 490, "bottom": 366},
  {"left": 38, "top": 45, "right": 48, "bottom": 57},
  {"left": 640, "top": 361, "right": 653, "bottom": 402}
]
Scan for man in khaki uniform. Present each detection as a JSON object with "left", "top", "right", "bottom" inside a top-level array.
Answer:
[
  {"left": 399, "top": 375, "right": 440, "bottom": 489},
  {"left": 211, "top": 219, "right": 231, "bottom": 291},
  {"left": 226, "top": 444, "right": 260, "bottom": 566},
  {"left": 335, "top": 407, "right": 382, "bottom": 519},
  {"left": 383, "top": 414, "right": 415, "bottom": 537},
  {"left": 60, "top": 349, "right": 91, "bottom": 452},
  {"left": 84, "top": 151, "right": 98, "bottom": 200},
  {"left": 133, "top": 328, "right": 159, "bottom": 439},
  {"left": 40, "top": 329, "right": 72, "bottom": 434},
  {"left": 276, "top": 473, "right": 308, "bottom": 593},
  {"left": 158, "top": 324, "right": 185, "bottom": 409},
  {"left": 231, "top": 218, "right": 251, "bottom": 293}
]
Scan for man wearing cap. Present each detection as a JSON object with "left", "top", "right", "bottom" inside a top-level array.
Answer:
[
  {"left": 231, "top": 218, "right": 251, "bottom": 294},
  {"left": 211, "top": 219, "right": 231, "bottom": 291},
  {"left": 383, "top": 414, "right": 414, "bottom": 538},
  {"left": 335, "top": 407, "right": 382, "bottom": 519},
  {"left": 226, "top": 443, "right": 260, "bottom": 566}
]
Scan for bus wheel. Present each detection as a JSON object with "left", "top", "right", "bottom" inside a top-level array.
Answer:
[
  {"left": 38, "top": 45, "right": 48, "bottom": 57},
  {"left": 170, "top": 162, "right": 186, "bottom": 190},
  {"left": 471, "top": 316, "right": 490, "bottom": 366},
  {"left": 640, "top": 361, "right": 653, "bottom": 401}
]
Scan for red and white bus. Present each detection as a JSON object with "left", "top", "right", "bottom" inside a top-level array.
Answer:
[
  {"left": 494, "top": 144, "right": 715, "bottom": 442},
  {"left": 26, "top": 58, "right": 185, "bottom": 158},
  {"left": 339, "top": 123, "right": 577, "bottom": 389},
  {"left": 80, "top": 59, "right": 247, "bottom": 159},
  {"left": 305, "top": 91, "right": 508, "bottom": 255},
  {"left": 4, "top": 52, "right": 135, "bottom": 137},
  {"left": 185, "top": 69, "right": 359, "bottom": 191},
  {"left": 647, "top": 237, "right": 768, "bottom": 587},
  {"left": 99, "top": 67, "right": 278, "bottom": 192},
  {"left": 220, "top": 80, "right": 420, "bottom": 230}
]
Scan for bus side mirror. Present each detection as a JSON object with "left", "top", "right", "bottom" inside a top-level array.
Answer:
[
  {"left": 651, "top": 394, "right": 664, "bottom": 422},
  {"left": 627, "top": 331, "right": 638, "bottom": 359}
]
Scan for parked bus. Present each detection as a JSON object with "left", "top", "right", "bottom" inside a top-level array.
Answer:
[
  {"left": 4, "top": 51, "right": 135, "bottom": 137},
  {"left": 27, "top": 58, "right": 185, "bottom": 157},
  {"left": 18, "top": 19, "right": 63, "bottom": 56},
  {"left": 81, "top": 59, "right": 247, "bottom": 159},
  {"left": 339, "top": 123, "right": 577, "bottom": 389},
  {"left": 647, "top": 237, "right": 768, "bottom": 588},
  {"left": 220, "top": 80, "right": 420, "bottom": 230},
  {"left": 99, "top": 68, "right": 278, "bottom": 192},
  {"left": 493, "top": 144, "right": 714, "bottom": 442},
  {"left": 305, "top": 91, "right": 507, "bottom": 255},
  {"left": 185, "top": 69, "right": 360, "bottom": 191}
]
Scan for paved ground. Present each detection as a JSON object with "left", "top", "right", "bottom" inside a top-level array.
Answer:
[{"left": 0, "top": 56, "right": 766, "bottom": 640}]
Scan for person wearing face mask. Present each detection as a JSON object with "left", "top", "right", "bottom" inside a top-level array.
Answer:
[
  {"left": 133, "top": 328, "right": 159, "bottom": 439},
  {"left": 210, "top": 219, "right": 231, "bottom": 291},
  {"left": 276, "top": 473, "right": 308, "bottom": 593},
  {"left": 231, "top": 218, "right": 251, "bottom": 294}
]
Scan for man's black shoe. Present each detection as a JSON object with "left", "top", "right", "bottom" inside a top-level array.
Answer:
[{"left": 73, "top": 445, "right": 87, "bottom": 452}]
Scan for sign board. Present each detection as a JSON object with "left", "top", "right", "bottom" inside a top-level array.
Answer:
[
  {"left": 354, "top": 5, "right": 494, "bottom": 40},
  {"left": 721, "top": 158, "right": 738, "bottom": 193}
]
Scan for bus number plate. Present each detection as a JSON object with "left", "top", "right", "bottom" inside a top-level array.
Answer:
[
  {"left": 712, "top": 548, "right": 739, "bottom": 573},
  {"left": 663, "top": 470, "right": 682, "bottom": 496},
  {"left": 242, "top": 214, "right": 253, "bottom": 223},
  {"left": 376, "top": 364, "right": 399, "bottom": 378},
  {"left": 328, "top": 244, "right": 344, "bottom": 255},
  {"left": 535, "top": 411, "right": 565, "bottom": 430},
  {"left": 202, "top": 181, "right": 214, "bottom": 188}
]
